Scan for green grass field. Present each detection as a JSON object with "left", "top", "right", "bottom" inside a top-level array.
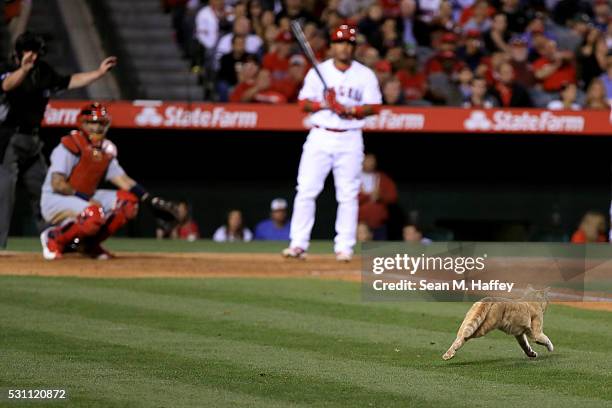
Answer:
[{"left": 1, "top": 239, "right": 611, "bottom": 407}]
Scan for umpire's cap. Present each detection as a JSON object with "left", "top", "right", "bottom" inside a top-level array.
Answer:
[{"left": 15, "top": 31, "right": 46, "bottom": 57}]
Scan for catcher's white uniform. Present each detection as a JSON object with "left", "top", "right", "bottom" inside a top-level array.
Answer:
[{"left": 288, "top": 59, "right": 381, "bottom": 256}]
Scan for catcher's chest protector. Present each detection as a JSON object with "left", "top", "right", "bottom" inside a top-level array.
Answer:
[{"left": 61, "top": 131, "right": 113, "bottom": 196}]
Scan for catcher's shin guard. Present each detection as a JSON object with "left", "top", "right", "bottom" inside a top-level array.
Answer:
[
  {"left": 93, "top": 191, "right": 140, "bottom": 243},
  {"left": 48, "top": 205, "right": 105, "bottom": 250}
]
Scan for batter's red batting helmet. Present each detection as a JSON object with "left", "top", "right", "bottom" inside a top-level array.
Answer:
[{"left": 330, "top": 24, "right": 357, "bottom": 43}]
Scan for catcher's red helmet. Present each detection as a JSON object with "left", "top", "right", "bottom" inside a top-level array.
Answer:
[
  {"left": 78, "top": 103, "right": 111, "bottom": 142},
  {"left": 330, "top": 24, "right": 357, "bottom": 43},
  {"left": 78, "top": 102, "right": 111, "bottom": 127}
]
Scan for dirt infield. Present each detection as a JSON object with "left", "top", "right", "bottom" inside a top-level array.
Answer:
[
  {"left": 0, "top": 252, "right": 361, "bottom": 280},
  {"left": 1, "top": 251, "right": 610, "bottom": 312}
]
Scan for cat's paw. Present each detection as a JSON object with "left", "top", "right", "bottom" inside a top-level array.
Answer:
[
  {"left": 546, "top": 342, "right": 554, "bottom": 352},
  {"left": 442, "top": 351, "right": 455, "bottom": 360},
  {"left": 527, "top": 351, "right": 538, "bottom": 359}
]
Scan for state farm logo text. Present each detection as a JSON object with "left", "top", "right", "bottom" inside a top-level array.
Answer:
[
  {"left": 365, "top": 109, "right": 425, "bottom": 130},
  {"left": 464, "top": 110, "right": 584, "bottom": 132},
  {"left": 135, "top": 105, "right": 258, "bottom": 128},
  {"left": 44, "top": 106, "right": 80, "bottom": 126}
]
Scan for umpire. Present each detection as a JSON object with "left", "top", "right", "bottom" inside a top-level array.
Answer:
[{"left": 0, "top": 32, "right": 117, "bottom": 248}]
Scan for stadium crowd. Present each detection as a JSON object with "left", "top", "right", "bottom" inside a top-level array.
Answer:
[{"left": 164, "top": 0, "right": 612, "bottom": 109}]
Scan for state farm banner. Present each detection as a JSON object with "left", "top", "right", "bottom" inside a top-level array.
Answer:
[{"left": 43, "top": 100, "right": 612, "bottom": 135}]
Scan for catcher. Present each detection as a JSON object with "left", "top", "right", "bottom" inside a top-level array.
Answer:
[{"left": 40, "top": 102, "right": 179, "bottom": 259}]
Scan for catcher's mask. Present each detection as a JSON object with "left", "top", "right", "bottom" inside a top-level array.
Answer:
[
  {"left": 14, "top": 31, "right": 46, "bottom": 61},
  {"left": 78, "top": 102, "right": 111, "bottom": 147}
]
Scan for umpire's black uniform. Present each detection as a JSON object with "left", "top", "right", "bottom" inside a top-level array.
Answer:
[{"left": 0, "top": 58, "right": 70, "bottom": 248}]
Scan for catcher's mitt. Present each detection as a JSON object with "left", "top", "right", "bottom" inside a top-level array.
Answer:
[{"left": 145, "top": 196, "right": 181, "bottom": 235}]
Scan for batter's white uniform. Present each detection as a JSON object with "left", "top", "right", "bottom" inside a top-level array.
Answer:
[{"left": 289, "top": 59, "right": 382, "bottom": 254}]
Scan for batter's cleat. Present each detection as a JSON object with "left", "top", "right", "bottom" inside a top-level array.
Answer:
[
  {"left": 40, "top": 227, "right": 63, "bottom": 260},
  {"left": 282, "top": 247, "right": 307, "bottom": 260},
  {"left": 335, "top": 252, "right": 353, "bottom": 262}
]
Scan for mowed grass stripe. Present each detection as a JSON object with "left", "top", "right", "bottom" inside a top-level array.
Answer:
[
  {"left": 0, "top": 307, "right": 459, "bottom": 408},
  {"left": 1, "top": 304, "right": 606, "bottom": 408},
  {"left": 2, "top": 278, "right": 605, "bottom": 404},
  {"left": 2, "top": 279, "right": 612, "bottom": 342},
  {"left": 2, "top": 278, "right": 611, "bottom": 354},
  {"left": 3, "top": 280, "right": 612, "bottom": 361},
  {"left": 72, "top": 276, "right": 612, "bottom": 324},
  {"left": 0, "top": 329, "right": 362, "bottom": 408},
  {"left": 1, "top": 351, "right": 296, "bottom": 408}
]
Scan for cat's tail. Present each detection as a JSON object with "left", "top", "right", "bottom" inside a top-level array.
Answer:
[
  {"left": 459, "top": 301, "right": 492, "bottom": 339},
  {"left": 443, "top": 302, "right": 492, "bottom": 360}
]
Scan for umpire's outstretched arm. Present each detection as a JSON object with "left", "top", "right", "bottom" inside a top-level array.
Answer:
[{"left": 68, "top": 56, "right": 117, "bottom": 89}]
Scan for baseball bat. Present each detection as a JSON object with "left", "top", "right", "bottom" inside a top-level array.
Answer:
[{"left": 290, "top": 20, "right": 328, "bottom": 91}]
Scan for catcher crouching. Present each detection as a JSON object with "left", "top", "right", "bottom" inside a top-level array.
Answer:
[{"left": 39, "top": 102, "right": 178, "bottom": 260}]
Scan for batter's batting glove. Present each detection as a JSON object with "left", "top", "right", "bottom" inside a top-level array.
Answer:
[
  {"left": 324, "top": 89, "right": 350, "bottom": 116},
  {"left": 324, "top": 88, "right": 337, "bottom": 107}
]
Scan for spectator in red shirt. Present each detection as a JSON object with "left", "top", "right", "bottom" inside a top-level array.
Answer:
[
  {"left": 532, "top": 39, "right": 576, "bottom": 93},
  {"left": 229, "top": 55, "right": 287, "bottom": 103},
  {"left": 425, "top": 49, "right": 467, "bottom": 77},
  {"left": 358, "top": 153, "right": 398, "bottom": 240},
  {"left": 571, "top": 211, "right": 607, "bottom": 243},
  {"left": 273, "top": 54, "right": 308, "bottom": 102},
  {"left": 262, "top": 30, "right": 293, "bottom": 81},
  {"left": 396, "top": 49, "right": 427, "bottom": 102},
  {"left": 374, "top": 60, "right": 393, "bottom": 89},
  {"left": 508, "top": 35, "right": 536, "bottom": 88},
  {"left": 156, "top": 200, "right": 200, "bottom": 241},
  {"left": 491, "top": 62, "right": 533, "bottom": 107},
  {"left": 173, "top": 201, "right": 200, "bottom": 241}
]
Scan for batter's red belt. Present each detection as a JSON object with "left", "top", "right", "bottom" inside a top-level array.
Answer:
[{"left": 313, "top": 125, "right": 361, "bottom": 133}]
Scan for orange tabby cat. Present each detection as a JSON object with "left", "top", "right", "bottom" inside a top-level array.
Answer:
[{"left": 442, "top": 286, "right": 554, "bottom": 360}]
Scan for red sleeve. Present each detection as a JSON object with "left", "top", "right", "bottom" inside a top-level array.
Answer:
[
  {"left": 532, "top": 58, "right": 547, "bottom": 71},
  {"left": 570, "top": 230, "right": 586, "bottom": 243},
  {"left": 262, "top": 53, "right": 275, "bottom": 71},
  {"left": 298, "top": 99, "right": 322, "bottom": 112},
  {"left": 229, "top": 83, "right": 251, "bottom": 103},
  {"left": 358, "top": 191, "right": 370, "bottom": 205},
  {"left": 377, "top": 173, "right": 398, "bottom": 204}
]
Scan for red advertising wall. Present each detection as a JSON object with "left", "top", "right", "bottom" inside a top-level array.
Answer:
[{"left": 43, "top": 100, "right": 612, "bottom": 135}]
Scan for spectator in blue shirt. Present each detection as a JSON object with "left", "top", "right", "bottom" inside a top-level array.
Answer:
[{"left": 254, "top": 198, "right": 290, "bottom": 240}]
